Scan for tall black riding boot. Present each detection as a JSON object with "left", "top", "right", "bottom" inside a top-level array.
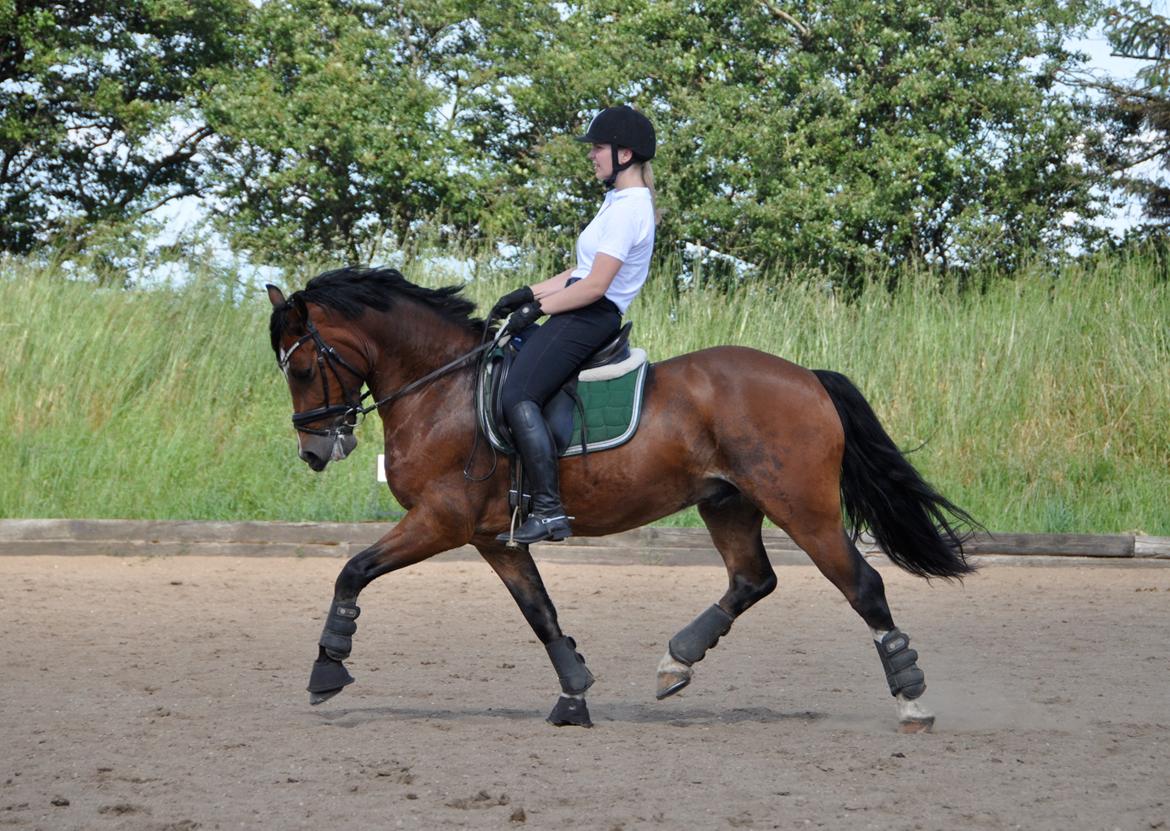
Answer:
[{"left": 497, "top": 400, "right": 573, "bottom": 544}]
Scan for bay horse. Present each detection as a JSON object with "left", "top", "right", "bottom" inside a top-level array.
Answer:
[{"left": 266, "top": 266, "right": 976, "bottom": 732}]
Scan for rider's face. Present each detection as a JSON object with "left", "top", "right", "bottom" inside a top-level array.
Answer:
[
  {"left": 588, "top": 143, "right": 612, "bottom": 181},
  {"left": 587, "top": 143, "right": 633, "bottom": 181}
]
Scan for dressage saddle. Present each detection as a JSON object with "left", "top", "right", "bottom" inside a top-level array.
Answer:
[{"left": 488, "top": 321, "right": 633, "bottom": 455}]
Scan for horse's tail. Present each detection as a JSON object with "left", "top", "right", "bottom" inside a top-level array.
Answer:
[{"left": 813, "top": 369, "right": 978, "bottom": 579}]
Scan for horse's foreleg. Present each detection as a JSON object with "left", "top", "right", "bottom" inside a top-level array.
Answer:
[
  {"left": 308, "top": 509, "right": 468, "bottom": 705},
  {"left": 657, "top": 494, "right": 777, "bottom": 700},
  {"left": 786, "top": 518, "right": 935, "bottom": 733},
  {"left": 476, "top": 540, "right": 595, "bottom": 727}
]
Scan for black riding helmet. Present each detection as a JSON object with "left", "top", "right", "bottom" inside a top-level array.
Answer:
[{"left": 575, "top": 105, "right": 655, "bottom": 188}]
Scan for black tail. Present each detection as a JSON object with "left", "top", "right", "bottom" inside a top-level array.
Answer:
[{"left": 813, "top": 369, "right": 978, "bottom": 579}]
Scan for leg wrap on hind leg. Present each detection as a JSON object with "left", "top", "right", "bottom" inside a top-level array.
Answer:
[
  {"left": 546, "top": 636, "right": 595, "bottom": 695},
  {"left": 875, "top": 628, "right": 926, "bottom": 700},
  {"left": 669, "top": 605, "right": 735, "bottom": 666},
  {"left": 319, "top": 602, "right": 360, "bottom": 661}
]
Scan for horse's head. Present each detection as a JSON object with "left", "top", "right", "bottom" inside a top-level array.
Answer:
[{"left": 266, "top": 284, "right": 363, "bottom": 471}]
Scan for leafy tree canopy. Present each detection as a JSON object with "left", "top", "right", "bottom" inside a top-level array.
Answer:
[
  {"left": 0, "top": 0, "right": 249, "bottom": 256},
  {"left": 1096, "top": 1, "right": 1170, "bottom": 232},
  {"left": 2, "top": 0, "right": 1117, "bottom": 283}
]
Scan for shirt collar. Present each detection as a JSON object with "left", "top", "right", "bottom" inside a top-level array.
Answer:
[{"left": 604, "top": 186, "right": 649, "bottom": 204}]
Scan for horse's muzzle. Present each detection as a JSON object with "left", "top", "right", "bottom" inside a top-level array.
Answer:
[{"left": 299, "top": 430, "right": 357, "bottom": 470}]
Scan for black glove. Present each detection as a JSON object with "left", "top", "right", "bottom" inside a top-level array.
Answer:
[
  {"left": 490, "top": 286, "right": 534, "bottom": 320},
  {"left": 503, "top": 299, "right": 544, "bottom": 334}
]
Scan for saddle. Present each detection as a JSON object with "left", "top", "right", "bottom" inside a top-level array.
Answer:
[{"left": 475, "top": 321, "right": 649, "bottom": 459}]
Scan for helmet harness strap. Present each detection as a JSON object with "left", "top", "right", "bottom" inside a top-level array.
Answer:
[{"left": 603, "top": 145, "right": 637, "bottom": 189}]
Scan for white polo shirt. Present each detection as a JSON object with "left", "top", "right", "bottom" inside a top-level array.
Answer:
[{"left": 569, "top": 186, "right": 656, "bottom": 314}]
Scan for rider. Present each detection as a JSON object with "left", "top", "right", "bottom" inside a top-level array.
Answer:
[{"left": 491, "top": 104, "right": 659, "bottom": 545}]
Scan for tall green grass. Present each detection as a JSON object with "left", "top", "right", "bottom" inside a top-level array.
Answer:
[{"left": 2, "top": 248, "right": 1167, "bottom": 533}]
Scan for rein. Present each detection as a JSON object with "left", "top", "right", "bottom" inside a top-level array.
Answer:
[
  {"left": 279, "top": 308, "right": 496, "bottom": 435},
  {"left": 359, "top": 341, "right": 495, "bottom": 416}
]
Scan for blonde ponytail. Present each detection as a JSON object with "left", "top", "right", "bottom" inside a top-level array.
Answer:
[{"left": 641, "top": 161, "right": 663, "bottom": 226}]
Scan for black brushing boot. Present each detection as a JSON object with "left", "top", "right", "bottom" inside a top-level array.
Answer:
[{"left": 497, "top": 400, "right": 573, "bottom": 545}]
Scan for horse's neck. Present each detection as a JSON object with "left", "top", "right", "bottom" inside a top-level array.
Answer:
[
  {"left": 365, "top": 305, "right": 480, "bottom": 498},
  {"left": 365, "top": 303, "right": 480, "bottom": 402}
]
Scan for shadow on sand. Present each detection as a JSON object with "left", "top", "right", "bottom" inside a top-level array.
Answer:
[{"left": 310, "top": 702, "right": 827, "bottom": 728}]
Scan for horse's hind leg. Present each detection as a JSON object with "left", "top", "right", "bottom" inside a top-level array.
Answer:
[
  {"left": 782, "top": 513, "right": 935, "bottom": 733},
  {"left": 475, "top": 540, "right": 595, "bottom": 727},
  {"left": 657, "top": 492, "right": 777, "bottom": 700}
]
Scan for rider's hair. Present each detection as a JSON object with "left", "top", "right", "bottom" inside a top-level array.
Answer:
[{"left": 640, "top": 160, "right": 662, "bottom": 226}]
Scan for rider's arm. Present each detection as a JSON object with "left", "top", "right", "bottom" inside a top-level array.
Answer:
[
  {"left": 538, "top": 254, "right": 622, "bottom": 315},
  {"left": 530, "top": 268, "right": 575, "bottom": 301}
]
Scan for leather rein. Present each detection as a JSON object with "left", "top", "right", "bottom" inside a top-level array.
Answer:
[{"left": 278, "top": 314, "right": 495, "bottom": 438}]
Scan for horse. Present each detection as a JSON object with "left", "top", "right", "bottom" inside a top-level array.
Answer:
[{"left": 265, "top": 265, "right": 976, "bottom": 732}]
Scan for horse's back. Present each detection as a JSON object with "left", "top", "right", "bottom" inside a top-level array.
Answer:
[
  {"left": 651, "top": 345, "right": 835, "bottom": 416},
  {"left": 644, "top": 344, "right": 844, "bottom": 466}
]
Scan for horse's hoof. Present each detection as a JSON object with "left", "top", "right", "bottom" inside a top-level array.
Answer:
[
  {"left": 547, "top": 695, "right": 593, "bottom": 727},
  {"left": 307, "top": 656, "right": 354, "bottom": 705},
  {"left": 894, "top": 693, "right": 934, "bottom": 732},
  {"left": 897, "top": 716, "right": 935, "bottom": 734},
  {"left": 655, "top": 650, "right": 693, "bottom": 699},
  {"left": 309, "top": 688, "right": 345, "bottom": 706},
  {"left": 655, "top": 671, "right": 692, "bottom": 700}
]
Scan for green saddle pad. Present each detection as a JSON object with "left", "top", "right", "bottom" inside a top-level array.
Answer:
[
  {"left": 564, "top": 353, "right": 649, "bottom": 456},
  {"left": 476, "top": 348, "right": 649, "bottom": 458}
]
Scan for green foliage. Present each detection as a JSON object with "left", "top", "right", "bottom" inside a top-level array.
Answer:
[
  {"left": 199, "top": 0, "right": 1102, "bottom": 278},
  {"left": 0, "top": 0, "right": 1132, "bottom": 280},
  {"left": 626, "top": 0, "right": 1102, "bottom": 277},
  {"left": 202, "top": 0, "right": 464, "bottom": 264},
  {"left": 1108, "top": 1, "right": 1170, "bottom": 88},
  {"left": 1097, "top": 2, "right": 1170, "bottom": 230},
  {"left": 2, "top": 246, "right": 1168, "bottom": 534},
  {"left": 0, "top": 0, "right": 249, "bottom": 257},
  {"left": 199, "top": 0, "right": 609, "bottom": 265}
]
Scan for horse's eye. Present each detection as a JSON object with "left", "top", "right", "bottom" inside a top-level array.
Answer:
[{"left": 288, "top": 365, "right": 313, "bottom": 382}]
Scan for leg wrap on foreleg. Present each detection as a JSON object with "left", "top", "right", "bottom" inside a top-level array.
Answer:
[
  {"left": 545, "top": 636, "right": 595, "bottom": 695},
  {"left": 669, "top": 605, "right": 735, "bottom": 666},
  {"left": 319, "top": 602, "right": 360, "bottom": 661},
  {"left": 875, "top": 628, "right": 926, "bottom": 700}
]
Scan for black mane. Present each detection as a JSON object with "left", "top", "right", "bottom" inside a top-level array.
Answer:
[{"left": 270, "top": 266, "right": 485, "bottom": 351}]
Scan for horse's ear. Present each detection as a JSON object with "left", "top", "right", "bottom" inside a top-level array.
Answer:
[{"left": 265, "top": 284, "right": 286, "bottom": 308}]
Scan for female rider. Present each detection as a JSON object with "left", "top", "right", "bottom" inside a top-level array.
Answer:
[{"left": 491, "top": 105, "right": 659, "bottom": 545}]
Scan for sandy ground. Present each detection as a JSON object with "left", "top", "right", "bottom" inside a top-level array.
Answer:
[{"left": 1, "top": 553, "right": 1168, "bottom": 831}]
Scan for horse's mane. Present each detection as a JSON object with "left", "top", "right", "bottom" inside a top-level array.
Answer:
[{"left": 270, "top": 266, "right": 485, "bottom": 351}]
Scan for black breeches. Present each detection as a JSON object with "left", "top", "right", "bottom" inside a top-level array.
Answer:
[{"left": 500, "top": 298, "right": 621, "bottom": 413}]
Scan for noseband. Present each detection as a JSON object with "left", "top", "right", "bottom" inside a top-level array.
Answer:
[
  {"left": 278, "top": 317, "right": 367, "bottom": 439},
  {"left": 277, "top": 309, "right": 497, "bottom": 439}
]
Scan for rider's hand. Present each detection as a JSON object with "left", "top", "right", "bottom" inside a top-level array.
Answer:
[
  {"left": 503, "top": 300, "right": 544, "bottom": 334},
  {"left": 490, "top": 286, "right": 534, "bottom": 320}
]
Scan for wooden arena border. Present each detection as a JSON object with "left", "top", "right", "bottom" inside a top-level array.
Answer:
[{"left": 0, "top": 520, "right": 1167, "bottom": 566}]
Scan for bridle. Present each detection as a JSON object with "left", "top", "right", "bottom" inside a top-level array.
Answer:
[
  {"left": 278, "top": 316, "right": 367, "bottom": 438},
  {"left": 277, "top": 309, "right": 496, "bottom": 440}
]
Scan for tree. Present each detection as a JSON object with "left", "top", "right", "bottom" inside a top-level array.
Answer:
[
  {"left": 200, "top": 0, "right": 588, "bottom": 265},
  {"left": 0, "top": 0, "right": 248, "bottom": 258},
  {"left": 6, "top": 0, "right": 1105, "bottom": 279},
  {"left": 1097, "top": 1, "right": 1170, "bottom": 231},
  {"left": 612, "top": 0, "right": 1102, "bottom": 278}
]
